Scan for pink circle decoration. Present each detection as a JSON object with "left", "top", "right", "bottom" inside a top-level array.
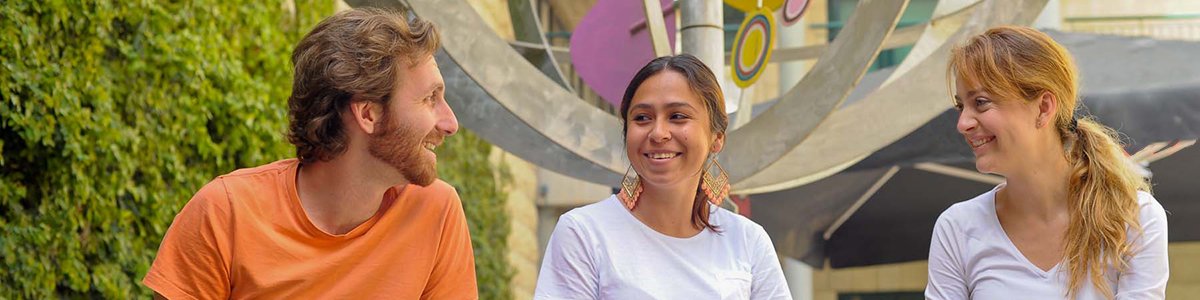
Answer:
[
  {"left": 569, "top": 0, "right": 677, "bottom": 107},
  {"left": 781, "top": 0, "right": 810, "bottom": 26}
]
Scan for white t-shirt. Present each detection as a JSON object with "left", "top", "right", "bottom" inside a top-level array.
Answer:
[
  {"left": 925, "top": 185, "right": 1169, "bottom": 299},
  {"left": 534, "top": 195, "right": 792, "bottom": 300}
]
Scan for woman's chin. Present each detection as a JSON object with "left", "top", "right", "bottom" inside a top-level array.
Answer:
[{"left": 974, "top": 159, "right": 1000, "bottom": 176}]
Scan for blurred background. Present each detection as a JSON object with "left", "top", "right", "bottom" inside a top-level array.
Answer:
[{"left": 2, "top": 0, "right": 1197, "bottom": 299}]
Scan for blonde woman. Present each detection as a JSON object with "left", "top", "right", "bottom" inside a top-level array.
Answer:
[{"left": 926, "top": 26, "right": 1169, "bottom": 299}]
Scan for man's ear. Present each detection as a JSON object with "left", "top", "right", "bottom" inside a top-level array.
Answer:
[
  {"left": 347, "top": 98, "right": 384, "bottom": 134},
  {"left": 1036, "top": 91, "right": 1058, "bottom": 129}
]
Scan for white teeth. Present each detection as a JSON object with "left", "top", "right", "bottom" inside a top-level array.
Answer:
[
  {"left": 970, "top": 137, "right": 993, "bottom": 147},
  {"left": 649, "top": 153, "right": 677, "bottom": 159},
  {"left": 423, "top": 143, "right": 435, "bottom": 151}
]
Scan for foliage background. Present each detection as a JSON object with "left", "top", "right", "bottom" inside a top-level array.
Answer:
[
  {"left": 0, "top": 1, "right": 511, "bottom": 298},
  {"left": 437, "top": 133, "right": 514, "bottom": 300}
]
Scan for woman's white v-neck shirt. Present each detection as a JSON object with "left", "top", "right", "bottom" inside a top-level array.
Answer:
[
  {"left": 926, "top": 185, "right": 1169, "bottom": 299},
  {"left": 534, "top": 195, "right": 792, "bottom": 300}
]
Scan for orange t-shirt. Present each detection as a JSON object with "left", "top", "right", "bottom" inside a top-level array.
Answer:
[{"left": 143, "top": 159, "right": 477, "bottom": 299}]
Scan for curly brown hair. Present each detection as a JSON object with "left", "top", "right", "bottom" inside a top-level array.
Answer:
[{"left": 287, "top": 8, "right": 440, "bottom": 163}]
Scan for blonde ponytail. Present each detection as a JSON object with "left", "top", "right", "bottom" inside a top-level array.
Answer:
[{"left": 1062, "top": 117, "right": 1149, "bottom": 299}]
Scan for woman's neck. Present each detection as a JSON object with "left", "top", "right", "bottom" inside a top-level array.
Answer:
[
  {"left": 631, "top": 178, "right": 704, "bottom": 238},
  {"left": 998, "top": 150, "right": 1073, "bottom": 223}
]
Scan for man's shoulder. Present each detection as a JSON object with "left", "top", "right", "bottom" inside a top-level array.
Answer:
[
  {"left": 211, "top": 158, "right": 295, "bottom": 191},
  {"left": 188, "top": 159, "right": 296, "bottom": 209},
  {"left": 220, "top": 158, "right": 298, "bottom": 181},
  {"left": 166, "top": 161, "right": 301, "bottom": 239},
  {"left": 407, "top": 179, "right": 459, "bottom": 203},
  {"left": 417, "top": 179, "right": 458, "bottom": 195},
  {"left": 400, "top": 179, "right": 463, "bottom": 215}
]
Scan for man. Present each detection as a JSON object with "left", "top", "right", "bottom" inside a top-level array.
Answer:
[{"left": 144, "top": 8, "right": 477, "bottom": 299}]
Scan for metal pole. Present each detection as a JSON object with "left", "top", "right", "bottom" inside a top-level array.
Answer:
[
  {"left": 680, "top": 0, "right": 725, "bottom": 87},
  {"left": 642, "top": 0, "right": 674, "bottom": 57},
  {"left": 1033, "top": 0, "right": 1062, "bottom": 30}
]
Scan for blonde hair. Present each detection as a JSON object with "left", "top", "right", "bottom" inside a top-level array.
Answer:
[{"left": 948, "top": 26, "right": 1150, "bottom": 299}]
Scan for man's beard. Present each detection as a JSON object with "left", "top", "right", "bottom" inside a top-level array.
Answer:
[{"left": 367, "top": 112, "right": 440, "bottom": 186}]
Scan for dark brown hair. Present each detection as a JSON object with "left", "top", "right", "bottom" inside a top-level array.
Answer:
[
  {"left": 287, "top": 8, "right": 440, "bottom": 163},
  {"left": 620, "top": 54, "right": 728, "bottom": 232}
]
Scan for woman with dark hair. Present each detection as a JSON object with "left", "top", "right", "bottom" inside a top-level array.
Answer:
[
  {"left": 533, "top": 54, "right": 791, "bottom": 299},
  {"left": 926, "top": 26, "right": 1169, "bottom": 299}
]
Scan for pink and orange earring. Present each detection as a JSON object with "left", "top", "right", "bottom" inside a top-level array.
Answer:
[
  {"left": 700, "top": 154, "right": 730, "bottom": 206},
  {"left": 617, "top": 165, "right": 643, "bottom": 210}
]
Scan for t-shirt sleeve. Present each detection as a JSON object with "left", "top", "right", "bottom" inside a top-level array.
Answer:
[
  {"left": 533, "top": 214, "right": 599, "bottom": 300},
  {"left": 143, "top": 179, "right": 234, "bottom": 300},
  {"left": 925, "top": 210, "right": 969, "bottom": 300},
  {"left": 1116, "top": 193, "right": 1169, "bottom": 299},
  {"left": 749, "top": 225, "right": 793, "bottom": 300},
  {"left": 421, "top": 190, "right": 479, "bottom": 300}
]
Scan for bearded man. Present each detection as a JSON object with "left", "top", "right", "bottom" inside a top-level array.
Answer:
[{"left": 144, "top": 8, "right": 477, "bottom": 299}]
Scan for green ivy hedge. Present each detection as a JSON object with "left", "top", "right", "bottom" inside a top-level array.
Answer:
[
  {"left": 437, "top": 131, "right": 515, "bottom": 300},
  {"left": 0, "top": 1, "right": 512, "bottom": 298}
]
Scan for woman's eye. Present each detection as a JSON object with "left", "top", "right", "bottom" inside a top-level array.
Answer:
[
  {"left": 631, "top": 114, "right": 650, "bottom": 122},
  {"left": 975, "top": 97, "right": 991, "bottom": 107},
  {"left": 670, "top": 113, "right": 689, "bottom": 120}
]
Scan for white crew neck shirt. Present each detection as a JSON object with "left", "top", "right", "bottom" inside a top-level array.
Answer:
[
  {"left": 926, "top": 185, "right": 1169, "bottom": 299},
  {"left": 534, "top": 195, "right": 792, "bottom": 300}
]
